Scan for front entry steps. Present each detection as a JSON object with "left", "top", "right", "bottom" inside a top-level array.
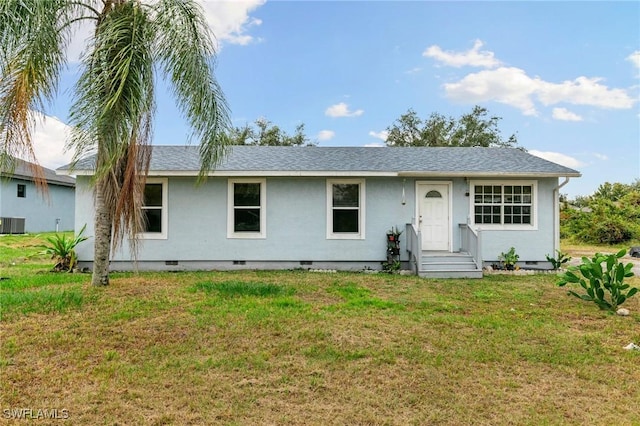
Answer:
[{"left": 418, "top": 251, "right": 483, "bottom": 279}]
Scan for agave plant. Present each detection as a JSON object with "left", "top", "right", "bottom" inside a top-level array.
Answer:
[{"left": 40, "top": 225, "right": 89, "bottom": 272}]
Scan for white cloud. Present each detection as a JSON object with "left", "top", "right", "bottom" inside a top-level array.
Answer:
[
  {"left": 627, "top": 50, "right": 640, "bottom": 70},
  {"left": 404, "top": 67, "right": 422, "bottom": 75},
  {"left": 425, "top": 41, "right": 637, "bottom": 115},
  {"left": 536, "top": 76, "right": 635, "bottom": 109},
  {"left": 31, "top": 113, "right": 74, "bottom": 170},
  {"left": 552, "top": 107, "right": 583, "bottom": 122},
  {"left": 65, "top": 0, "right": 265, "bottom": 62},
  {"left": 368, "top": 130, "right": 389, "bottom": 141},
  {"left": 325, "top": 102, "right": 364, "bottom": 118},
  {"left": 198, "top": 0, "right": 265, "bottom": 48},
  {"left": 443, "top": 67, "right": 636, "bottom": 115},
  {"left": 444, "top": 67, "right": 539, "bottom": 115},
  {"left": 317, "top": 130, "right": 335, "bottom": 141},
  {"left": 423, "top": 39, "right": 501, "bottom": 69},
  {"left": 592, "top": 153, "right": 609, "bottom": 161},
  {"left": 529, "top": 150, "right": 585, "bottom": 169}
]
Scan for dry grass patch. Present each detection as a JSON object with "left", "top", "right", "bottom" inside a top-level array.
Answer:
[{"left": 1, "top": 239, "right": 640, "bottom": 424}]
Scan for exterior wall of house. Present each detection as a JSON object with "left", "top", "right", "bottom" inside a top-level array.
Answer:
[
  {"left": 73, "top": 175, "right": 559, "bottom": 271},
  {"left": 0, "top": 177, "right": 75, "bottom": 233},
  {"left": 471, "top": 177, "right": 558, "bottom": 265},
  {"left": 75, "top": 176, "right": 420, "bottom": 266}
]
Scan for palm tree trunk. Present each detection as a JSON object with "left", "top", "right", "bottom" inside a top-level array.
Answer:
[{"left": 92, "top": 178, "right": 113, "bottom": 286}]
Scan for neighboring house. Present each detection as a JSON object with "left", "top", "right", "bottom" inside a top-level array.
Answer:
[
  {"left": 0, "top": 159, "right": 75, "bottom": 233},
  {"left": 60, "top": 146, "right": 580, "bottom": 278}
]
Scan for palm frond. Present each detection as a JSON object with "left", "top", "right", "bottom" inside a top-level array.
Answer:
[
  {"left": 69, "top": 1, "right": 155, "bottom": 253},
  {"left": 153, "top": 0, "right": 230, "bottom": 181},
  {"left": 0, "top": 0, "right": 76, "bottom": 183}
]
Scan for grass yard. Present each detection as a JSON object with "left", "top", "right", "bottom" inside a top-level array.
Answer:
[{"left": 1, "top": 234, "right": 639, "bottom": 425}]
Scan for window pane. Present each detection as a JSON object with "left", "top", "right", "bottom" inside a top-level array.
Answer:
[
  {"left": 143, "top": 209, "right": 162, "bottom": 233},
  {"left": 333, "top": 184, "right": 359, "bottom": 207},
  {"left": 234, "top": 183, "right": 260, "bottom": 206},
  {"left": 234, "top": 208, "right": 260, "bottom": 232},
  {"left": 333, "top": 209, "right": 359, "bottom": 233},
  {"left": 17, "top": 184, "right": 26, "bottom": 198},
  {"left": 144, "top": 184, "right": 162, "bottom": 207}
]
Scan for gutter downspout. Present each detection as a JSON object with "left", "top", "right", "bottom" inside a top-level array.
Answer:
[{"left": 553, "top": 177, "right": 571, "bottom": 255}]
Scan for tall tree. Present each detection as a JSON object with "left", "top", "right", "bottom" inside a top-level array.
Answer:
[
  {"left": 229, "top": 118, "right": 313, "bottom": 146},
  {"left": 0, "top": 0, "right": 229, "bottom": 286},
  {"left": 385, "top": 106, "right": 519, "bottom": 148}
]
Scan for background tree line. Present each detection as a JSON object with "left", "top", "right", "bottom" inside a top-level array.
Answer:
[
  {"left": 561, "top": 180, "right": 640, "bottom": 244},
  {"left": 229, "top": 106, "right": 520, "bottom": 148}
]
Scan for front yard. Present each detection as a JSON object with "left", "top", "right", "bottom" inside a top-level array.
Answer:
[{"left": 1, "top": 234, "right": 639, "bottom": 425}]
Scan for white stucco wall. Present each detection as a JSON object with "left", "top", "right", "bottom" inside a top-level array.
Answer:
[
  {"left": 73, "top": 175, "right": 559, "bottom": 268},
  {"left": 471, "top": 178, "right": 558, "bottom": 263},
  {"left": 0, "top": 178, "right": 75, "bottom": 232}
]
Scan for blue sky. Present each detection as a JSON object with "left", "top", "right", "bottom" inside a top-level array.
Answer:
[{"left": 36, "top": 1, "right": 639, "bottom": 198}]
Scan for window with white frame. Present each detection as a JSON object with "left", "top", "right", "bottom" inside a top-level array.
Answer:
[
  {"left": 228, "top": 179, "right": 266, "bottom": 238},
  {"left": 472, "top": 182, "right": 536, "bottom": 228},
  {"left": 140, "top": 178, "right": 168, "bottom": 239},
  {"left": 327, "top": 179, "right": 365, "bottom": 239}
]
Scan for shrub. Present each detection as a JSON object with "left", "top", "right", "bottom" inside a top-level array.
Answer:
[
  {"left": 40, "top": 225, "right": 89, "bottom": 272},
  {"left": 557, "top": 248, "right": 637, "bottom": 312},
  {"left": 587, "top": 216, "right": 634, "bottom": 244},
  {"left": 546, "top": 250, "right": 571, "bottom": 270},
  {"left": 498, "top": 247, "right": 519, "bottom": 270}
]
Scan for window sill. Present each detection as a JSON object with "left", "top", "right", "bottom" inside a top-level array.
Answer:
[{"left": 227, "top": 233, "right": 266, "bottom": 239}]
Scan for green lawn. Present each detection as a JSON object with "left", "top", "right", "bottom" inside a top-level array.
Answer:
[{"left": 1, "top": 233, "right": 639, "bottom": 425}]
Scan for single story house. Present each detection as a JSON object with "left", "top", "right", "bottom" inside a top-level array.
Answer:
[
  {"left": 1, "top": 159, "right": 75, "bottom": 233},
  {"left": 60, "top": 146, "right": 580, "bottom": 278}
]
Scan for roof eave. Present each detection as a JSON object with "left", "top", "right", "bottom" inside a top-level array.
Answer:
[
  {"left": 398, "top": 171, "right": 582, "bottom": 178},
  {"left": 64, "top": 169, "right": 582, "bottom": 178}
]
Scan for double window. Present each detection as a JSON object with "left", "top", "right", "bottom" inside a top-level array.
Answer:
[
  {"left": 228, "top": 179, "right": 266, "bottom": 238},
  {"left": 472, "top": 182, "right": 536, "bottom": 228},
  {"left": 140, "top": 178, "right": 168, "bottom": 239},
  {"left": 327, "top": 179, "right": 365, "bottom": 239}
]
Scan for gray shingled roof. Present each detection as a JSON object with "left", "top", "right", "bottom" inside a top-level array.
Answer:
[
  {"left": 60, "top": 146, "right": 581, "bottom": 177},
  {"left": 2, "top": 158, "right": 75, "bottom": 186}
]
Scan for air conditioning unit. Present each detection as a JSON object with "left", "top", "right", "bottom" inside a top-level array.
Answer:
[{"left": 0, "top": 217, "right": 26, "bottom": 234}]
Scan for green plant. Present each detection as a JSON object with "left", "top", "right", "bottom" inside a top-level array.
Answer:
[
  {"left": 498, "top": 247, "right": 519, "bottom": 270},
  {"left": 557, "top": 248, "right": 638, "bottom": 311},
  {"left": 382, "top": 260, "right": 401, "bottom": 273},
  {"left": 40, "top": 225, "right": 89, "bottom": 272},
  {"left": 387, "top": 226, "right": 403, "bottom": 237},
  {"left": 546, "top": 250, "right": 572, "bottom": 270}
]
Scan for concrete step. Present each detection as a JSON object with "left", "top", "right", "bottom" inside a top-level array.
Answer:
[
  {"left": 417, "top": 252, "right": 483, "bottom": 279},
  {"left": 420, "top": 261, "right": 479, "bottom": 271},
  {"left": 418, "top": 269, "right": 483, "bottom": 279}
]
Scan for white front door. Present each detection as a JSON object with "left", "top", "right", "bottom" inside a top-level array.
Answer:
[{"left": 418, "top": 183, "right": 450, "bottom": 251}]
